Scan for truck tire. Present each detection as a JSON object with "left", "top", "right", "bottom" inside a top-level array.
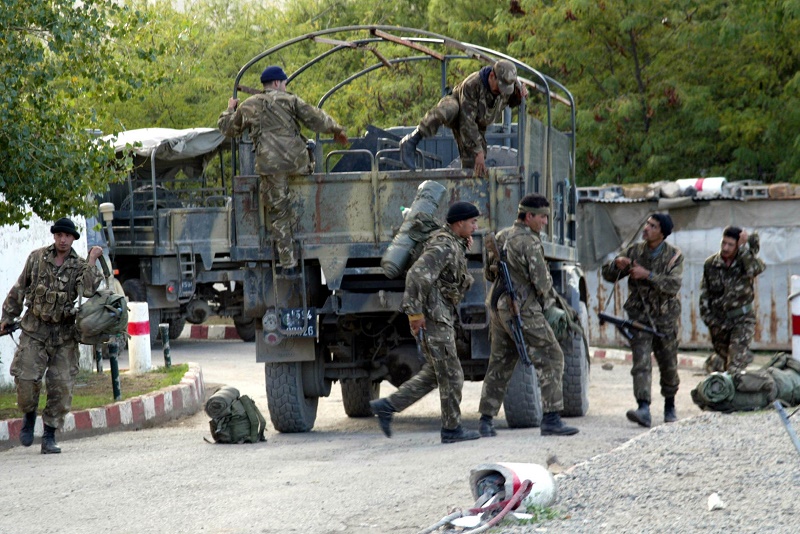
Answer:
[
  {"left": 341, "top": 378, "right": 380, "bottom": 418},
  {"left": 233, "top": 316, "right": 256, "bottom": 342},
  {"left": 122, "top": 278, "right": 161, "bottom": 348},
  {"left": 503, "top": 360, "right": 543, "bottom": 428},
  {"left": 561, "top": 302, "right": 590, "bottom": 417},
  {"left": 265, "top": 361, "right": 318, "bottom": 432},
  {"left": 167, "top": 317, "right": 186, "bottom": 341}
]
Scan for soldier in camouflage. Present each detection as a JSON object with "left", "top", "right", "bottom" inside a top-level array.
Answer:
[
  {"left": 0, "top": 218, "right": 103, "bottom": 454},
  {"left": 602, "top": 213, "right": 683, "bottom": 428},
  {"left": 478, "top": 193, "right": 579, "bottom": 438},
  {"left": 218, "top": 66, "right": 348, "bottom": 276},
  {"left": 399, "top": 60, "right": 528, "bottom": 176},
  {"left": 370, "top": 202, "right": 481, "bottom": 444},
  {"left": 700, "top": 226, "right": 765, "bottom": 374}
]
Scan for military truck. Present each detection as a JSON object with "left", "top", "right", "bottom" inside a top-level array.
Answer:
[
  {"left": 213, "top": 26, "right": 591, "bottom": 433},
  {"left": 90, "top": 127, "right": 257, "bottom": 344}
]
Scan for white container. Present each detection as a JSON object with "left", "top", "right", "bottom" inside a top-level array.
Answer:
[
  {"left": 676, "top": 177, "right": 727, "bottom": 196},
  {"left": 469, "top": 462, "right": 557, "bottom": 508}
]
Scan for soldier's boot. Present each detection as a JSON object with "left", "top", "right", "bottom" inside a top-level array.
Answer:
[
  {"left": 540, "top": 412, "right": 580, "bottom": 436},
  {"left": 664, "top": 396, "right": 678, "bottom": 423},
  {"left": 626, "top": 401, "right": 652, "bottom": 428},
  {"left": 369, "top": 398, "right": 395, "bottom": 438},
  {"left": 41, "top": 424, "right": 61, "bottom": 455},
  {"left": 441, "top": 425, "right": 481, "bottom": 444},
  {"left": 479, "top": 414, "right": 497, "bottom": 437},
  {"left": 19, "top": 411, "right": 37, "bottom": 447},
  {"left": 399, "top": 129, "right": 423, "bottom": 170}
]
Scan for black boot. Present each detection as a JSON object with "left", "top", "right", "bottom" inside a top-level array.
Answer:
[
  {"left": 19, "top": 411, "right": 37, "bottom": 447},
  {"left": 369, "top": 398, "right": 395, "bottom": 438},
  {"left": 540, "top": 412, "right": 579, "bottom": 436},
  {"left": 479, "top": 414, "right": 497, "bottom": 437},
  {"left": 441, "top": 425, "right": 481, "bottom": 444},
  {"left": 399, "top": 129, "right": 422, "bottom": 170},
  {"left": 626, "top": 401, "right": 652, "bottom": 428},
  {"left": 41, "top": 424, "right": 61, "bottom": 454},
  {"left": 664, "top": 396, "right": 678, "bottom": 423}
]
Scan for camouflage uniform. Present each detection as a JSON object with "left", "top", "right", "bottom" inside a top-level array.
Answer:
[
  {"left": 602, "top": 241, "right": 684, "bottom": 403},
  {"left": 700, "top": 234, "right": 765, "bottom": 373},
  {"left": 479, "top": 221, "right": 565, "bottom": 416},
  {"left": 417, "top": 67, "right": 522, "bottom": 169},
  {"left": 2, "top": 245, "right": 102, "bottom": 429},
  {"left": 388, "top": 226, "right": 473, "bottom": 430},
  {"left": 218, "top": 89, "right": 344, "bottom": 268}
]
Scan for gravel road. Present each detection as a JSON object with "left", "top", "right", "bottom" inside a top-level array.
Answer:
[{"left": 483, "top": 410, "right": 799, "bottom": 534}]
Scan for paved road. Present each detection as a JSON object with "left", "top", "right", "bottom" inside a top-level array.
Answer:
[{"left": 1, "top": 339, "right": 708, "bottom": 534}]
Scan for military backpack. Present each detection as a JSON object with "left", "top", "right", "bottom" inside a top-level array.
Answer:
[{"left": 205, "top": 386, "right": 267, "bottom": 444}]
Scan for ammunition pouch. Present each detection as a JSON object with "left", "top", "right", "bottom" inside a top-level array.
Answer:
[
  {"left": 31, "top": 285, "right": 70, "bottom": 323},
  {"left": 725, "top": 303, "right": 753, "bottom": 320}
]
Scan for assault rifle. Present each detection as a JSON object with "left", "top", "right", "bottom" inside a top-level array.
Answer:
[
  {"left": 484, "top": 232, "right": 532, "bottom": 367},
  {"left": 598, "top": 312, "right": 664, "bottom": 341},
  {"left": 0, "top": 321, "right": 20, "bottom": 337}
]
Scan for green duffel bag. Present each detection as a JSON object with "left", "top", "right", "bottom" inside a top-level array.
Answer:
[{"left": 208, "top": 394, "right": 267, "bottom": 444}]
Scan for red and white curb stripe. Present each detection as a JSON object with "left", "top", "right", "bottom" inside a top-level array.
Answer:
[
  {"left": 0, "top": 362, "right": 205, "bottom": 450},
  {"left": 592, "top": 347, "right": 706, "bottom": 369},
  {"left": 179, "top": 324, "right": 241, "bottom": 340}
]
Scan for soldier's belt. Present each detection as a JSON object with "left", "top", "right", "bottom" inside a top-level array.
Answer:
[{"left": 725, "top": 303, "right": 754, "bottom": 319}]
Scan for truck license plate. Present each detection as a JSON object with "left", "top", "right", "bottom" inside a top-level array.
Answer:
[{"left": 279, "top": 308, "right": 316, "bottom": 337}]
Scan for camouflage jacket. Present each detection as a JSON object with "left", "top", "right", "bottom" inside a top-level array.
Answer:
[
  {"left": 218, "top": 89, "right": 344, "bottom": 176},
  {"left": 2, "top": 245, "right": 102, "bottom": 341},
  {"left": 450, "top": 68, "right": 523, "bottom": 160},
  {"left": 402, "top": 225, "right": 473, "bottom": 326},
  {"left": 699, "top": 237, "right": 765, "bottom": 327},
  {"left": 485, "top": 221, "right": 554, "bottom": 314},
  {"left": 601, "top": 240, "right": 684, "bottom": 327}
]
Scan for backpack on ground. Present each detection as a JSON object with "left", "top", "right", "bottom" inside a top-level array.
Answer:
[{"left": 205, "top": 386, "right": 267, "bottom": 444}]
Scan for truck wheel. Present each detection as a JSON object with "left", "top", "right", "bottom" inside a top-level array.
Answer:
[
  {"left": 265, "top": 361, "right": 318, "bottom": 432},
  {"left": 122, "top": 278, "right": 160, "bottom": 348},
  {"left": 561, "top": 302, "right": 590, "bottom": 417},
  {"left": 167, "top": 317, "right": 186, "bottom": 341},
  {"left": 233, "top": 316, "right": 256, "bottom": 342},
  {"left": 341, "top": 378, "right": 380, "bottom": 418},
  {"left": 503, "top": 360, "right": 543, "bottom": 428}
]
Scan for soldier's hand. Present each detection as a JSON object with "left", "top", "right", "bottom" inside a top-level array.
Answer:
[
  {"left": 474, "top": 151, "right": 487, "bottom": 178},
  {"left": 466, "top": 235, "right": 473, "bottom": 249},
  {"left": 87, "top": 246, "right": 104, "bottom": 264},
  {"left": 614, "top": 256, "right": 632, "bottom": 270},
  {"left": 409, "top": 316, "right": 426, "bottom": 336},
  {"left": 630, "top": 261, "right": 650, "bottom": 280},
  {"left": 334, "top": 130, "right": 349, "bottom": 146},
  {"left": 0, "top": 321, "right": 7, "bottom": 334},
  {"left": 228, "top": 97, "right": 239, "bottom": 111},
  {"left": 738, "top": 229, "right": 749, "bottom": 247},
  {"left": 518, "top": 83, "right": 528, "bottom": 99}
]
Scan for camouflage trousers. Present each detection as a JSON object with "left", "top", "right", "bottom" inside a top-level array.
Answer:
[
  {"left": 629, "top": 325, "right": 680, "bottom": 402},
  {"left": 709, "top": 314, "right": 756, "bottom": 374},
  {"left": 387, "top": 320, "right": 464, "bottom": 430},
  {"left": 480, "top": 308, "right": 565, "bottom": 415},
  {"left": 10, "top": 330, "right": 80, "bottom": 429},
  {"left": 417, "top": 96, "right": 484, "bottom": 170},
  {"left": 260, "top": 173, "right": 296, "bottom": 269}
]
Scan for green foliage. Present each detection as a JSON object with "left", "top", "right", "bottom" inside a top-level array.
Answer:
[
  {"left": 0, "top": 0, "right": 162, "bottom": 226},
  {"left": 493, "top": 0, "right": 800, "bottom": 184}
]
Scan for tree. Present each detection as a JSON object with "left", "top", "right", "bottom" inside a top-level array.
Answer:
[{"left": 0, "top": 0, "right": 161, "bottom": 226}]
